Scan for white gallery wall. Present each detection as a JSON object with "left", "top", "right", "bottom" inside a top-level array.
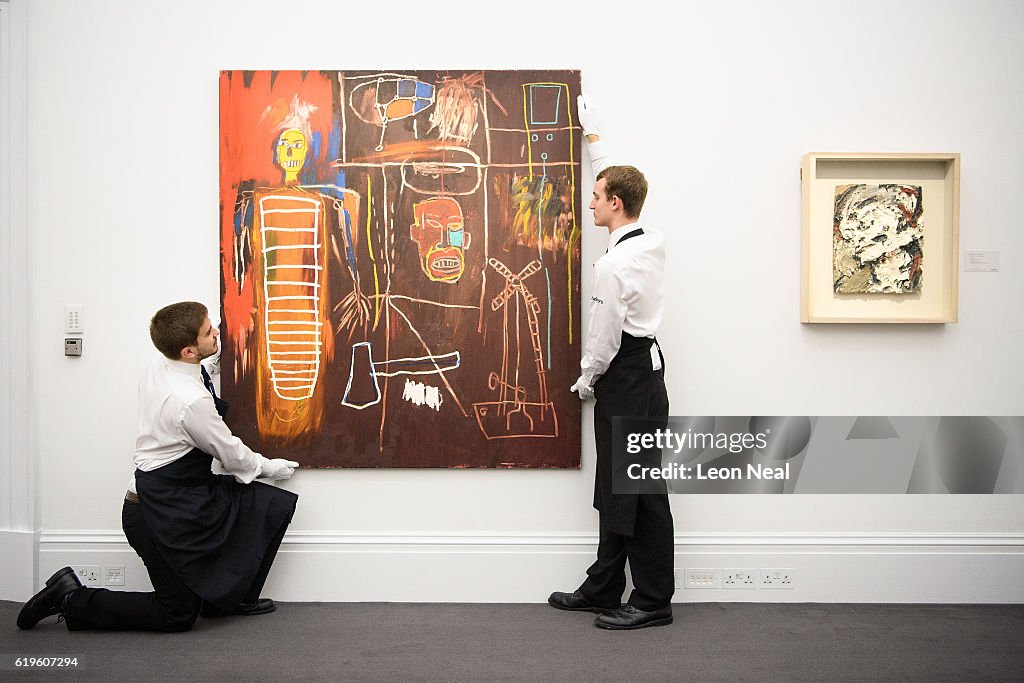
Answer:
[{"left": 3, "top": 0, "right": 1023, "bottom": 601}]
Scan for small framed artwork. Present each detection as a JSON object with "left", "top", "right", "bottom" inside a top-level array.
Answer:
[{"left": 801, "top": 152, "right": 960, "bottom": 323}]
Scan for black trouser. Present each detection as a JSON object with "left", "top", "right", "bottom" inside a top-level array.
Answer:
[
  {"left": 578, "top": 493, "right": 675, "bottom": 611},
  {"left": 62, "top": 498, "right": 288, "bottom": 632}
]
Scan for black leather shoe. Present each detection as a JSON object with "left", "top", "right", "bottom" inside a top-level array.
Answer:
[
  {"left": 17, "top": 567, "right": 83, "bottom": 630},
  {"left": 594, "top": 604, "right": 673, "bottom": 630},
  {"left": 201, "top": 597, "right": 276, "bottom": 618},
  {"left": 547, "top": 590, "right": 612, "bottom": 613}
]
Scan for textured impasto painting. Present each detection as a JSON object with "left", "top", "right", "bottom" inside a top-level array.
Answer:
[
  {"left": 832, "top": 183, "right": 923, "bottom": 294},
  {"left": 219, "top": 70, "right": 582, "bottom": 468}
]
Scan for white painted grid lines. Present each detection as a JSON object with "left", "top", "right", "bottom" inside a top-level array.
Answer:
[{"left": 259, "top": 194, "right": 324, "bottom": 401}]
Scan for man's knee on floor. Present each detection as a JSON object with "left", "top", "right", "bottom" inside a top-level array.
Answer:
[
  {"left": 160, "top": 617, "right": 196, "bottom": 632},
  {"left": 160, "top": 597, "right": 201, "bottom": 632}
]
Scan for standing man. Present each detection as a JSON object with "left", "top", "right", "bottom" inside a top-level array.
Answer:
[
  {"left": 548, "top": 96, "right": 674, "bottom": 630},
  {"left": 18, "top": 301, "right": 300, "bottom": 632}
]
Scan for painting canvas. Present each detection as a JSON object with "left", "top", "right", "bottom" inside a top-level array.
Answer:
[
  {"left": 219, "top": 70, "right": 583, "bottom": 468},
  {"left": 832, "top": 183, "right": 924, "bottom": 294}
]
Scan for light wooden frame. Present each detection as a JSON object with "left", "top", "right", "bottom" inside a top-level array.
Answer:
[{"left": 801, "top": 152, "right": 960, "bottom": 323}]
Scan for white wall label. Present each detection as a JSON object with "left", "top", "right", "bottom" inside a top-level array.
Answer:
[{"left": 964, "top": 250, "right": 999, "bottom": 272}]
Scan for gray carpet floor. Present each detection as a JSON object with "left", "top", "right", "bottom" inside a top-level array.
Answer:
[{"left": 2, "top": 601, "right": 1023, "bottom": 681}]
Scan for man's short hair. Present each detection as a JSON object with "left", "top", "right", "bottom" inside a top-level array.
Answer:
[
  {"left": 150, "top": 301, "right": 208, "bottom": 360},
  {"left": 597, "top": 165, "right": 648, "bottom": 218}
]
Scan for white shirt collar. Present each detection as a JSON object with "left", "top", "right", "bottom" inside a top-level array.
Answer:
[
  {"left": 165, "top": 356, "right": 202, "bottom": 378},
  {"left": 608, "top": 222, "right": 641, "bottom": 248}
]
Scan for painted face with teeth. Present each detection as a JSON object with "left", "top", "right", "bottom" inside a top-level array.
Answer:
[
  {"left": 275, "top": 128, "right": 308, "bottom": 183},
  {"left": 410, "top": 197, "right": 471, "bottom": 283}
]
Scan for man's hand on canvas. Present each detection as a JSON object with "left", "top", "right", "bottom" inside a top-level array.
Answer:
[{"left": 261, "top": 458, "right": 300, "bottom": 481}]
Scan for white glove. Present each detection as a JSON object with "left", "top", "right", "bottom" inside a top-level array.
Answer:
[
  {"left": 570, "top": 376, "right": 594, "bottom": 400},
  {"left": 577, "top": 95, "right": 601, "bottom": 138},
  {"left": 261, "top": 458, "right": 299, "bottom": 481}
]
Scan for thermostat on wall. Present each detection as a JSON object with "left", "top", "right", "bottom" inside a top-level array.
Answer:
[{"left": 65, "top": 338, "right": 83, "bottom": 357}]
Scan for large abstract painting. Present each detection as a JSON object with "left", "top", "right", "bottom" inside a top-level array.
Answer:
[
  {"left": 832, "top": 183, "right": 924, "bottom": 294},
  {"left": 219, "top": 70, "right": 582, "bottom": 468}
]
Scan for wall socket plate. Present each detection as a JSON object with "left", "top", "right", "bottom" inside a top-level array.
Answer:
[
  {"left": 103, "top": 565, "right": 125, "bottom": 586},
  {"left": 760, "top": 567, "right": 795, "bottom": 589},
  {"left": 72, "top": 565, "right": 101, "bottom": 586},
  {"left": 723, "top": 568, "right": 757, "bottom": 589},
  {"left": 683, "top": 568, "right": 721, "bottom": 589}
]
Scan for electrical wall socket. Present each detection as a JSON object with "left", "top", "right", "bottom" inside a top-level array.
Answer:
[
  {"left": 73, "top": 565, "right": 101, "bottom": 586},
  {"left": 722, "top": 568, "right": 757, "bottom": 589},
  {"left": 683, "top": 568, "right": 721, "bottom": 589},
  {"left": 760, "top": 568, "right": 795, "bottom": 589},
  {"left": 103, "top": 565, "right": 125, "bottom": 586}
]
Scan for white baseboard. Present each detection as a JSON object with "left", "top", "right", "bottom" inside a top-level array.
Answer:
[
  {"left": 1, "top": 530, "right": 39, "bottom": 601},
  {"left": 36, "top": 531, "right": 1024, "bottom": 604}
]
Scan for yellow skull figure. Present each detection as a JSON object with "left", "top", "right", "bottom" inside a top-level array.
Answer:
[{"left": 276, "top": 128, "right": 307, "bottom": 183}]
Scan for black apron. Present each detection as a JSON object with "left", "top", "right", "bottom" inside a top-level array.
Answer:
[
  {"left": 135, "top": 380, "right": 298, "bottom": 610},
  {"left": 592, "top": 333, "right": 668, "bottom": 536}
]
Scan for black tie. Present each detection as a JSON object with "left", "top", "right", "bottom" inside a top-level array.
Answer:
[
  {"left": 200, "top": 365, "right": 230, "bottom": 419},
  {"left": 200, "top": 365, "right": 217, "bottom": 398}
]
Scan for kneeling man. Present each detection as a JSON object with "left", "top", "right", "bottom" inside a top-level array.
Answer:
[{"left": 19, "top": 301, "right": 299, "bottom": 632}]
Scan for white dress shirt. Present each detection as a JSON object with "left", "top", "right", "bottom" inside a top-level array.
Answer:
[
  {"left": 579, "top": 224, "right": 666, "bottom": 388},
  {"left": 128, "top": 353, "right": 265, "bottom": 493},
  {"left": 578, "top": 139, "right": 666, "bottom": 388}
]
